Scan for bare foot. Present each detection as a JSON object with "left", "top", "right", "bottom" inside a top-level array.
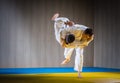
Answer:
[
  {"left": 51, "top": 13, "right": 59, "bottom": 21},
  {"left": 78, "top": 71, "right": 82, "bottom": 78},
  {"left": 61, "top": 58, "right": 70, "bottom": 65}
]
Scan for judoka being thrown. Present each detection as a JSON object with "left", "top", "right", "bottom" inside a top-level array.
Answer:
[{"left": 51, "top": 13, "right": 94, "bottom": 78}]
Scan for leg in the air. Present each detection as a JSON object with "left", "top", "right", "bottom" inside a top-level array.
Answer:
[{"left": 61, "top": 48, "right": 74, "bottom": 65}]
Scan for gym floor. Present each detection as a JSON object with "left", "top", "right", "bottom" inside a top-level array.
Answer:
[{"left": 0, "top": 67, "right": 120, "bottom": 83}]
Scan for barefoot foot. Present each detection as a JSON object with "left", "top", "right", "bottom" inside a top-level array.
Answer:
[
  {"left": 51, "top": 13, "right": 59, "bottom": 21},
  {"left": 61, "top": 58, "right": 70, "bottom": 65}
]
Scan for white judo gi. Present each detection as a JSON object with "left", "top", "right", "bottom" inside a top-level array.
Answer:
[
  {"left": 60, "top": 24, "right": 88, "bottom": 72},
  {"left": 54, "top": 17, "right": 69, "bottom": 44},
  {"left": 53, "top": 17, "right": 91, "bottom": 72}
]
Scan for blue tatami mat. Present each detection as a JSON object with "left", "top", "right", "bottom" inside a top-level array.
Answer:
[{"left": 0, "top": 67, "right": 120, "bottom": 74}]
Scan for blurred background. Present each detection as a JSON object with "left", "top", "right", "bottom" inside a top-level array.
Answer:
[{"left": 0, "top": 0, "right": 119, "bottom": 69}]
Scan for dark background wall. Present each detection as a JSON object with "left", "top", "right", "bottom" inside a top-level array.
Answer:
[
  {"left": 0, "top": 0, "right": 94, "bottom": 68},
  {"left": 94, "top": 0, "right": 120, "bottom": 69},
  {"left": 0, "top": 0, "right": 119, "bottom": 69}
]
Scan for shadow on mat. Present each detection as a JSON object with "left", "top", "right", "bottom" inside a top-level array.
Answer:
[{"left": 0, "top": 75, "right": 93, "bottom": 83}]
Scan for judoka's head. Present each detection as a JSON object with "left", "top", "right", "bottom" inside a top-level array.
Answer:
[
  {"left": 80, "top": 28, "right": 94, "bottom": 47},
  {"left": 81, "top": 28, "right": 94, "bottom": 42},
  {"left": 84, "top": 28, "right": 93, "bottom": 37},
  {"left": 65, "top": 34, "right": 75, "bottom": 44}
]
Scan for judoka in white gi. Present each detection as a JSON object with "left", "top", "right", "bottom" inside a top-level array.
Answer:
[{"left": 51, "top": 13, "right": 94, "bottom": 78}]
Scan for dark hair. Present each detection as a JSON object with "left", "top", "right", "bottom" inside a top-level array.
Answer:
[
  {"left": 84, "top": 28, "right": 93, "bottom": 36},
  {"left": 65, "top": 34, "right": 75, "bottom": 44}
]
